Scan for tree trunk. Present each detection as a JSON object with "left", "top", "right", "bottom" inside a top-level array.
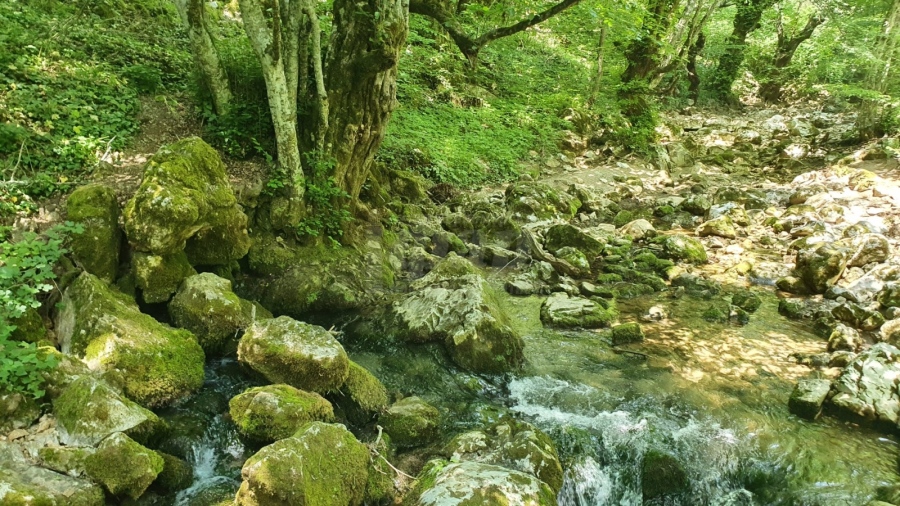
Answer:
[
  {"left": 238, "top": 0, "right": 304, "bottom": 227},
  {"left": 687, "top": 31, "right": 705, "bottom": 102},
  {"left": 709, "top": 0, "right": 776, "bottom": 104},
  {"left": 308, "top": 0, "right": 410, "bottom": 201},
  {"left": 174, "top": 0, "right": 232, "bottom": 115},
  {"left": 758, "top": 11, "right": 825, "bottom": 102},
  {"left": 858, "top": 0, "right": 900, "bottom": 140},
  {"left": 587, "top": 24, "right": 607, "bottom": 107}
]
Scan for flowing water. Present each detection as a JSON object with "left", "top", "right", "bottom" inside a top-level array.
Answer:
[{"left": 153, "top": 287, "right": 899, "bottom": 505}]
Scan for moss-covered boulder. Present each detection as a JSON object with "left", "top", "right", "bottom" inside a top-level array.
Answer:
[
  {"left": 38, "top": 446, "right": 96, "bottom": 476},
  {"left": 169, "top": 273, "right": 264, "bottom": 354},
  {"left": 543, "top": 224, "right": 605, "bottom": 259},
  {"left": 365, "top": 433, "right": 398, "bottom": 504},
  {"left": 55, "top": 272, "right": 205, "bottom": 408},
  {"left": 731, "top": 291, "right": 762, "bottom": 313},
  {"left": 229, "top": 384, "right": 334, "bottom": 442},
  {"left": 830, "top": 344, "right": 900, "bottom": 426},
  {"left": 66, "top": 184, "right": 121, "bottom": 283},
  {"left": 381, "top": 396, "right": 440, "bottom": 449},
  {"left": 84, "top": 432, "right": 164, "bottom": 500},
  {"left": 132, "top": 251, "right": 197, "bottom": 303},
  {"left": 611, "top": 322, "right": 644, "bottom": 345},
  {"left": 641, "top": 450, "right": 688, "bottom": 501},
  {"left": 53, "top": 376, "right": 161, "bottom": 446},
  {"left": 334, "top": 361, "right": 389, "bottom": 425},
  {"left": 697, "top": 216, "right": 737, "bottom": 239},
  {"left": 0, "top": 392, "right": 40, "bottom": 433},
  {"left": 154, "top": 451, "right": 193, "bottom": 492},
  {"left": 795, "top": 243, "right": 849, "bottom": 294},
  {"left": 656, "top": 234, "right": 708, "bottom": 264},
  {"left": 444, "top": 418, "right": 563, "bottom": 493},
  {"left": 788, "top": 379, "right": 831, "bottom": 420},
  {"left": 10, "top": 307, "right": 47, "bottom": 344},
  {"left": 0, "top": 442, "right": 105, "bottom": 506},
  {"left": 554, "top": 246, "right": 591, "bottom": 277},
  {"left": 391, "top": 254, "right": 524, "bottom": 374},
  {"left": 540, "top": 293, "right": 617, "bottom": 328},
  {"left": 124, "top": 137, "right": 250, "bottom": 265},
  {"left": 406, "top": 460, "right": 557, "bottom": 506},
  {"left": 505, "top": 182, "right": 580, "bottom": 221},
  {"left": 235, "top": 422, "right": 369, "bottom": 506},
  {"left": 237, "top": 316, "right": 350, "bottom": 393}
]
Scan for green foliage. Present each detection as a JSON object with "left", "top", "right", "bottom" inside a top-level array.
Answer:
[
  {"left": 0, "top": 222, "right": 82, "bottom": 397},
  {"left": 0, "top": 0, "right": 188, "bottom": 178},
  {"left": 296, "top": 153, "right": 352, "bottom": 244}
]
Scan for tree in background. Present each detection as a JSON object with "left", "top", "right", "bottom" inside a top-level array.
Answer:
[
  {"left": 709, "top": 0, "right": 777, "bottom": 103},
  {"left": 858, "top": 0, "right": 900, "bottom": 139},
  {"left": 757, "top": 4, "right": 826, "bottom": 102}
]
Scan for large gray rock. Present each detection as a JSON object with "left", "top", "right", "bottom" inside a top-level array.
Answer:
[
  {"left": 407, "top": 461, "right": 557, "bottom": 506},
  {"left": 0, "top": 393, "right": 40, "bottom": 433},
  {"left": 795, "top": 243, "right": 849, "bottom": 294},
  {"left": 83, "top": 432, "right": 164, "bottom": 500},
  {"left": 54, "top": 272, "right": 205, "bottom": 408},
  {"left": 830, "top": 344, "right": 900, "bottom": 427},
  {"left": 505, "top": 182, "right": 580, "bottom": 222},
  {"left": 543, "top": 224, "right": 605, "bottom": 258},
  {"left": 238, "top": 316, "right": 350, "bottom": 393},
  {"left": 444, "top": 419, "right": 563, "bottom": 493},
  {"left": 655, "top": 234, "right": 708, "bottom": 264},
  {"left": 235, "top": 422, "right": 369, "bottom": 506},
  {"left": 66, "top": 184, "right": 121, "bottom": 283},
  {"left": 0, "top": 442, "right": 104, "bottom": 506},
  {"left": 847, "top": 234, "right": 890, "bottom": 267},
  {"left": 392, "top": 254, "right": 524, "bottom": 374},
  {"left": 788, "top": 379, "right": 831, "bottom": 420},
  {"left": 540, "top": 293, "right": 616, "bottom": 328},
  {"left": 229, "top": 384, "right": 334, "bottom": 442}
]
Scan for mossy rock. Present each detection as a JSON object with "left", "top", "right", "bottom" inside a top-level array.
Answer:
[
  {"left": 132, "top": 251, "right": 197, "bottom": 304},
  {"left": 731, "top": 291, "right": 762, "bottom": 313},
  {"left": 391, "top": 254, "right": 524, "bottom": 374},
  {"left": 124, "top": 137, "right": 250, "bottom": 265},
  {"left": 696, "top": 215, "right": 737, "bottom": 239},
  {"left": 794, "top": 243, "right": 849, "bottom": 294},
  {"left": 554, "top": 246, "right": 591, "bottom": 277},
  {"left": 84, "top": 432, "right": 164, "bottom": 500},
  {"left": 611, "top": 322, "right": 644, "bottom": 345},
  {"left": 540, "top": 293, "right": 617, "bottom": 328},
  {"left": 381, "top": 396, "right": 440, "bottom": 449},
  {"left": 777, "top": 299, "right": 806, "bottom": 320},
  {"left": 237, "top": 316, "right": 350, "bottom": 393},
  {"left": 0, "top": 392, "right": 40, "bottom": 433},
  {"left": 55, "top": 272, "right": 205, "bottom": 408},
  {"left": 335, "top": 361, "right": 389, "bottom": 425},
  {"left": 681, "top": 194, "right": 711, "bottom": 216},
  {"left": 154, "top": 452, "right": 194, "bottom": 492},
  {"left": 169, "top": 273, "right": 259, "bottom": 354},
  {"left": 0, "top": 442, "right": 105, "bottom": 506},
  {"left": 543, "top": 224, "right": 605, "bottom": 259},
  {"left": 66, "top": 184, "right": 121, "bottom": 282},
  {"left": 444, "top": 418, "right": 563, "bottom": 493},
  {"left": 235, "top": 422, "right": 369, "bottom": 506},
  {"left": 9, "top": 307, "right": 47, "bottom": 344},
  {"left": 655, "top": 234, "right": 708, "bottom": 264},
  {"left": 365, "top": 433, "right": 398, "bottom": 504},
  {"left": 702, "top": 304, "right": 730, "bottom": 323},
  {"left": 53, "top": 376, "right": 161, "bottom": 446},
  {"left": 229, "top": 384, "right": 335, "bottom": 442},
  {"left": 38, "top": 347, "right": 93, "bottom": 399},
  {"left": 505, "top": 182, "right": 580, "bottom": 221},
  {"left": 641, "top": 450, "right": 688, "bottom": 501},
  {"left": 38, "top": 446, "right": 96, "bottom": 476},
  {"left": 405, "top": 460, "right": 557, "bottom": 506}
]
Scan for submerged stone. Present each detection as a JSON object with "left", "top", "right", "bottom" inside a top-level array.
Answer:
[
  {"left": 611, "top": 322, "right": 644, "bottom": 345},
  {"left": 66, "top": 184, "right": 121, "bottom": 283},
  {"left": 540, "top": 293, "right": 617, "bottom": 328},
  {"left": 229, "top": 384, "right": 334, "bottom": 442},
  {"left": 55, "top": 272, "right": 205, "bottom": 408},
  {"left": 788, "top": 379, "right": 831, "bottom": 420},
  {"left": 238, "top": 316, "right": 350, "bottom": 393},
  {"left": 407, "top": 460, "right": 557, "bottom": 506},
  {"left": 155, "top": 452, "right": 193, "bottom": 492},
  {"left": 830, "top": 344, "right": 900, "bottom": 427},
  {"left": 642, "top": 450, "right": 688, "bottom": 501},
  {"left": 235, "top": 422, "right": 369, "bottom": 506},
  {"left": 381, "top": 396, "right": 440, "bottom": 449}
]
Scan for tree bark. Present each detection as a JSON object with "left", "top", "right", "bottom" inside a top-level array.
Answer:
[
  {"left": 758, "top": 10, "right": 825, "bottom": 102},
  {"left": 174, "top": 0, "right": 232, "bottom": 115},
  {"left": 308, "top": 0, "right": 410, "bottom": 201},
  {"left": 587, "top": 24, "right": 607, "bottom": 107},
  {"left": 858, "top": 0, "right": 900, "bottom": 140},
  {"left": 687, "top": 31, "right": 705, "bottom": 102},
  {"left": 238, "top": 0, "right": 305, "bottom": 227},
  {"left": 709, "top": 0, "right": 776, "bottom": 104}
]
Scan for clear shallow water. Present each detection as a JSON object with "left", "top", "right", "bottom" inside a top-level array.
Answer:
[{"left": 154, "top": 290, "right": 899, "bottom": 505}]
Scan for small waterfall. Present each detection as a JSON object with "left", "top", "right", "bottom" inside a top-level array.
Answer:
[
  {"left": 174, "top": 415, "right": 245, "bottom": 506},
  {"left": 509, "top": 377, "right": 751, "bottom": 506}
]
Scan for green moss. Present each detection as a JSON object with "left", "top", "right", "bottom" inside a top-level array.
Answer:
[
  {"left": 132, "top": 251, "right": 197, "bottom": 303},
  {"left": 381, "top": 396, "right": 440, "bottom": 449},
  {"left": 154, "top": 452, "right": 193, "bottom": 492},
  {"left": 543, "top": 224, "right": 605, "bottom": 258},
  {"left": 655, "top": 234, "right": 708, "bottom": 264},
  {"left": 505, "top": 182, "right": 580, "bottom": 221},
  {"left": 235, "top": 422, "right": 369, "bottom": 506},
  {"left": 38, "top": 446, "right": 96, "bottom": 476},
  {"left": 168, "top": 273, "right": 249, "bottom": 354},
  {"left": 642, "top": 450, "right": 688, "bottom": 500},
  {"left": 337, "top": 361, "right": 389, "bottom": 424},
  {"left": 611, "top": 323, "right": 644, "bottom": 345},
  {"left": 613, "top": 210, "right": 635, "bottom": 228},
  {"left": 9, "top": 307, "right": 46, "bottom": 344},
  {"left": 229, "top": 384, "right": 335, "bottom": 442},
  {"left": 732, "top": 291, "right": 762, "bottom": 313},
  {"left": 66, "top": 184, "right": 121, "bottom": 282},
  {"left": 84, "top": 432, "right": 164, "bottom": 500},
  {"left": 0, "top": 392, "right": 40, "bottom": 432},
  {"left": 702, "top": 304, "right": 729, "bottom": 323},
  {"left": 365, "top": 433, "right": 397, "bottom": 504},
  {"left": 596, "top": 273, "right": 623, "bottom": 284}
]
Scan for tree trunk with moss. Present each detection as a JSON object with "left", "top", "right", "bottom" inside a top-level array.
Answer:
[
  {"left": 709, "top": 0, "right": 776, "bottom": 104},
  {"left": 858, "top": 0, "right": 900, "bottom": 140},
  {"left": 174, "top": 0, "right": 232, "bottom": 115},
  {"left": 758, "top": 10, "right": 825, "bottom": 103}
]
